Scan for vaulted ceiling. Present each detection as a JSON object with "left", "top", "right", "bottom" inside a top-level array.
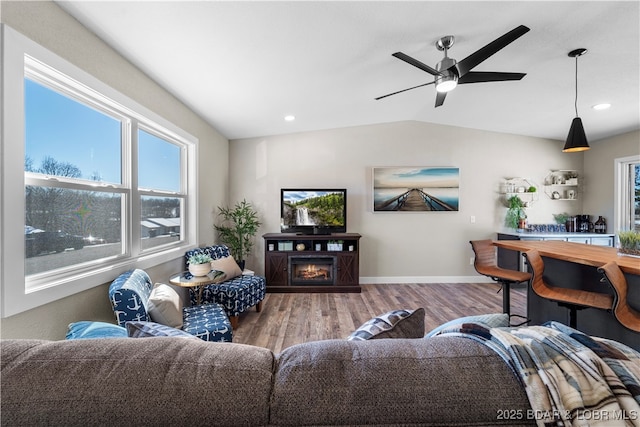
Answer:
[{"left": 57, "top": 1, "right": 639, "bottom": 142}]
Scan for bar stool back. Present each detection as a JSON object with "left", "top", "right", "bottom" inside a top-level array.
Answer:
[
  {"left": 469, "top": 240, "right": 531, "bottom": 318},
  {"left": 598, "top": 261, "right": 640, "bottom": 333},
  {"left": 522, "top": 249, "right": 613, "bottom": 329}
]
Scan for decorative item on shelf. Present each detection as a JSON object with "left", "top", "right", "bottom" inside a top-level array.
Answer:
[
  {"left": 327, "top": 240, "right": 344, "bottom": 251},
  {"left": 617, "top": 230, "right": 640, "bottom": 257},
  {"left": 296, "top": 243, "right": 306, "bottom": 251},
  {"left": 278, "top": 241, "right": 293, "bottom": 251},
  {"left": 594, "top": 216, "right": 607, "bottom": 234},
  {"left": 505, "top": 195, "right": 527, "bottom": 230},
  {"left": 214, "top": 199, "right": 262, "bottom": 271},
  {"left": 187, "top": 253, "right": 213, "bottom": 277}
]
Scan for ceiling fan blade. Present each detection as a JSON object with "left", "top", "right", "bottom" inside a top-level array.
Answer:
[
  {"left": 435, "top": 91, "right": 447, "bottom": 107},
  {"left": 454, "top": 25, "right": 530, "bottom": 77},
  {"left": 392, "top": 52, "right": 442, "bottom": 76},
  {"left": 458, "top": 71, "right": 526, "bottom": 84},
  {"left": 375, "top": 81, "right": 435, "bottom": 100}
]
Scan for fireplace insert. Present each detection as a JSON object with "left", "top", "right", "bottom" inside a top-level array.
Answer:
[{"left": 289, "top": 255, "right": 337, "bottom": 286}]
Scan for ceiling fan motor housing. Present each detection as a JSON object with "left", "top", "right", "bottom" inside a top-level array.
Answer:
[{"left": 436, "top": 57, "right": 458, "bottom": 92}]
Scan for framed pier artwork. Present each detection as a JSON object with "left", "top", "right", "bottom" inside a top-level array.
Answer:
[{"left": 372, "top": 167, "right": 459, "bottom": 212}]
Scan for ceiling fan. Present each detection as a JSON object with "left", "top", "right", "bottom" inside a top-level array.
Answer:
[{"left": 376, "top": 25, "right": 530, "bottom": 107}]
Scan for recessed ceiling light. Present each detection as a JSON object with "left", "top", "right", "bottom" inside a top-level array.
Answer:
[
  {"left": 592, "top": 103, "right": 611, "bottom": 110},
  {"left": 284, "top": 115, "right": 295, "bottom": 121}
]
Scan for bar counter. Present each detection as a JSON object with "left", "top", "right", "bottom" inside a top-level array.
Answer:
[
  {"left": 493, "top": 240, "right": 639, "bottom": 350},
  {"left": 493, "top": 240, "right": 640, "bottom": 275}
]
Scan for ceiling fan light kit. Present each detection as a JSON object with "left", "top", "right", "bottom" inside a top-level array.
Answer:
[
  {"left": 376, "top": 25, "right": 530, "bottom": 107},
  {"left": 562, "top": 48, "right": 590, "bottom": 153}
]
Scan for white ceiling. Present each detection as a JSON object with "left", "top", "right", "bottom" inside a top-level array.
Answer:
[{"left": 57, "top": 1, "right": 640, "bottom": 142}]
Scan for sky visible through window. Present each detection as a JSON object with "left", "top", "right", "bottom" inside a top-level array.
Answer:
[{"left": 25, "top": 78, "right": 180, "bottom": 191}]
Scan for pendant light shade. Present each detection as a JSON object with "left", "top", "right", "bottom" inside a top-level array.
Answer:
[
  {"left": 563, "top": 48, "right": 589, "bottom": 153},
  {"left": 563, "top": 117, "right": 589, "bottom": 152}
]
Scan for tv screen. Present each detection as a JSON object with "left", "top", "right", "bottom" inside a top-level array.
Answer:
[{"left": 280, "top": 189, "right": 347, "bottom": 234}]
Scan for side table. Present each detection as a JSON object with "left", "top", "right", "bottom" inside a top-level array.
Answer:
[{"left": 169, "top": 270, "right": 226, "bottom": 305}]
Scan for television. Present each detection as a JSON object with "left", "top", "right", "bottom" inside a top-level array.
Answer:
[{"left": 280, "top": 189, "right": 347, "bottom": 234}]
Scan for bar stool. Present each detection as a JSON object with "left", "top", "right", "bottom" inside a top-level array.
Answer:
[
  {"left": 598, "top": 261, "right": 640, "bottom": 333},
  {"left": 469, "top": 240, "right": 531, "bottom": 320},
  {"left": 522, "top": 249, "right": 613, "bottom": 329}
]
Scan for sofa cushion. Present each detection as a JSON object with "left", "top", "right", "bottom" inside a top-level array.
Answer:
[
  {"left": 147, "top": 283, "right": 183, "bottom": 328},
  {"left": 125, "top": 321, "right": 197, "bottom": 339},
  {"left": 425, "top": 312, "right": 509, "bottom": 337},
  {"left": 66, "top": 321, "right": 128, "bottom": 340},
  {"left": 0, "top": 338, "right": 274, "bottom": 426},
  {"left": 211, "top": 255, "right": 242, "bottom": 280},
  {"left": 347, "top": 308, "right": 425, "bottom": 341},
  {"left": 271, "top": 337, "right": 532, "bottom": 426}
]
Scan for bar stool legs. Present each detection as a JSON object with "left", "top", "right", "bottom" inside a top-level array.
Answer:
[{"left": 469, "top": 240, "right": 532, "bottom": 325}]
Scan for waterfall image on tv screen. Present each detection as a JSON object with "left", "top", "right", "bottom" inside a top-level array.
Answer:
[{"left": 281, "top": 190, "right": 346, "bottom": 232}]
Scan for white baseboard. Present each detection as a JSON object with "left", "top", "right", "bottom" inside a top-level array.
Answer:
[{"left": 360, "top": 276, "right": 495, "bottom": 284}]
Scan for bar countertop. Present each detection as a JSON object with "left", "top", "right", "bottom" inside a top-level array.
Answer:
[
  {"left": 493, "top": 240, "right": 640, "bottom": 276},
  {"left": 497, "top": 230, "right": 615, "bottom": 239}
]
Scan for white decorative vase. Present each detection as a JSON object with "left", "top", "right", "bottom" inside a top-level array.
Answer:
[{"left": 188, "top": 263, "right": 211, "bottom": 277}]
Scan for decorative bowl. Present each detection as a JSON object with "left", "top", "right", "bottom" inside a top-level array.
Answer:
[{"left": 188, "top": 263, "right": 211, "bottom": 277}]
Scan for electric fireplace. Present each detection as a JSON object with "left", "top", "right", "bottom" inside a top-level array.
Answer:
[{"left": 289, "top": 255, "right": 337, "bottom": 286}]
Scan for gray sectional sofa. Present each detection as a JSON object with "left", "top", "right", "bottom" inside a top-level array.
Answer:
[
  {"left": 0, "top": 336, "right": 532, "bottom": 426},
  {"left": 2, "top": 315, "right": 638, "bottom": 426}
]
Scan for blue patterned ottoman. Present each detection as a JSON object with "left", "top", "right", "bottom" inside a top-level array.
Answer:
[{"left": 182, "top": 303, "right": 233, "bottom": 342}]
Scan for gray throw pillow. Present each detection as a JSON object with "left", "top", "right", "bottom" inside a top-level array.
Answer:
[
  {"left": 125, "top": 321, "right": 198, "bottom": 339},
  {"left": 347, "top": 308, "right": 425, "bottom": 341}
]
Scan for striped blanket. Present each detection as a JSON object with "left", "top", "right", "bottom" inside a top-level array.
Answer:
[{"left": 434, "top": 321, "right": 640, "bottom": 426}]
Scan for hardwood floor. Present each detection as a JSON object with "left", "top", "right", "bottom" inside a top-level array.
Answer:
[{"left": 232, "top": 283, "right": 526, "bottom": 353}]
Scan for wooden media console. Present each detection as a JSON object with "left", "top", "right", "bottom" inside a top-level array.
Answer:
[{"left": 263, "top": 233, "right": 361, "bottom": 292}]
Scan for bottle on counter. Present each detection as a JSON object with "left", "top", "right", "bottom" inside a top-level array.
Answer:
[{"left": 594, "top": 216, "right": 607, "bottom": 234}]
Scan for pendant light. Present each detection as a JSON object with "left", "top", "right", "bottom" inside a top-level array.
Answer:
[{"left": 563, "top": 48, "right": 590, "bottom": 152}]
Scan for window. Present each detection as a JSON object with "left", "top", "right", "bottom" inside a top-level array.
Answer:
[
  {"left": 24, "top": 76, "right": 126, "bottom": 277},
  {"left": 1, "top": 26, "right": 197, "bottom": 317},
  {"left": 615, "top": 155, "right": 640, "bottom": 233}
]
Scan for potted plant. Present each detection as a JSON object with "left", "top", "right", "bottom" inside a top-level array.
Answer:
[
  {"left": 617, "top": 230, "right": 640, "bottom": 257},
  {"left": 552, "top": 212, "right": 570, "bottom": 225},
  {"left": 214, "top": 199, "right": 262, "bottom": 270},
  {"left": 187, "top": 253, "right": 213, "bottom": 276},
  {"left": 505, "top": 195, "right": 527, "bottom": 230}
]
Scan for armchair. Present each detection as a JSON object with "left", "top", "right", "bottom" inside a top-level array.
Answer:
[
  {"left": 108, "top": 269, "right": 232, "bottom": 342},
  {"left": 185, "top": 245, "right": 266, "bottom": 329}
]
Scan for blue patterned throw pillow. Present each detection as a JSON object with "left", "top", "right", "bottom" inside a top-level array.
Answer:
[
  {"left": 347, "top": 308, "right": 425, "bottom": 341},
  {"left": 66, "top": 321, "right": 128, "bottom": 340},
  {"left": 125, "top": 321, "right": 198, "bottom": 339}
]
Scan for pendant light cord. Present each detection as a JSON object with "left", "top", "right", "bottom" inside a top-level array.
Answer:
[{"left": 574, "top": 55, "right": 579, "bottom": 117}]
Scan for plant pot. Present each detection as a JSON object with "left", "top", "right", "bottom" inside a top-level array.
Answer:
[
  {"left": 188, "top": 263, "right": 211, "bottom": 277},
  {"left": 618, "top": 247, "right": 640, "bottom": 258}
]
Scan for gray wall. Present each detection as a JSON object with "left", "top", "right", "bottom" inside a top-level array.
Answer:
[
  {"left": 1, "top": 1, "right": 228, "bottom": 339},
  {"left": 582, "top": 130, "right": 640, "bottom": 228},
  {"left": 229, "top": 121, "right": 592, "bottom": 282}
]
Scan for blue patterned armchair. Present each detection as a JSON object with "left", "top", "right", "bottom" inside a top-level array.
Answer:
[
  {"left": 185, "top": 245, "right": 266, "bottom": 329},
  {"left": 108, "top": 269, "right": 232, "bottom": 342}
]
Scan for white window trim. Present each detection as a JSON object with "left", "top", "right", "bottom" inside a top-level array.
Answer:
[
  {"left": 613, "top": 154, "right": 640, "bottom": 235},
  {"left": 1, "top": 25, "right": 198, "bottom": 317}
]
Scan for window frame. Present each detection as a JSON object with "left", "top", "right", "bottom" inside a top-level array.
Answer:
[
  {"left": 1, "top": 25, "right": 198, "bottom": 317},
  {"left": 614, "top": 154, "right": 640, "bottom": 235}
]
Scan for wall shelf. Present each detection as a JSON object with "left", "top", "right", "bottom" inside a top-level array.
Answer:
[
  {"left": 543, "top": 170, "right": 579, "bottom": 200},
  {"left": 500, "top": 177, "right": 539, "bottom": 206}
]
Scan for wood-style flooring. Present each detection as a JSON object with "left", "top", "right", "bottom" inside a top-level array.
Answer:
[{"left": 232, "top": 283, "right": 526, "bottom": 353}]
